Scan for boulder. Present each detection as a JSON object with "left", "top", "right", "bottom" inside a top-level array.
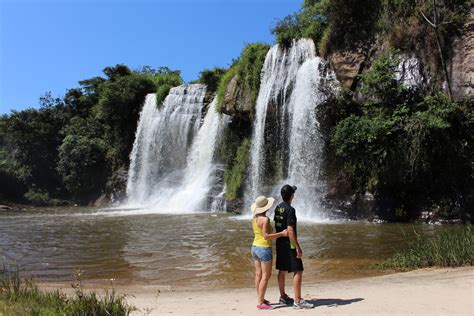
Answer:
[{"left": 220, "top": 75, "right": 254, "bottom": 120}]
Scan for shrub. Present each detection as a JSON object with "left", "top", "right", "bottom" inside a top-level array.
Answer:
[
  {"left": 0, "top": 268, "right": 135, "bottom": 315},
  {"left": 360, "top": 52, "right": 402, "bottom": 105},
  {"left": 197, "top": 68, "right": 226, "bottom": 93},
  {"left": 23, "top": 188, "right": 50, "bottom": 206},
  {"left": 272, "top": 1, "right": 328, "bottom": 48},
  {"left": 319, "top": 0, "right": 381, "bottom": 54},
  {"left": 381, "top": 226, "right": 474, "bottom": 270},
  {"left": 57, "top": 117, "right": 108, "bottom": 202},
  {"left": 151, "top": 67, "right": 183, "bottom": 107}
]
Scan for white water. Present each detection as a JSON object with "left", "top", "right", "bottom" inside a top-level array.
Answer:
[
  {"left": 125, "top": 84, "right": 226, "bottom": 213},
  {"left": 247, "top": 39, "right": 337, "bottom": 220}
]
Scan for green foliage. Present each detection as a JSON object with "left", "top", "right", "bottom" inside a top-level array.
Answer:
[
  {"left": 272, "top": 1, "right": 328, "bottom": 48},
  {"left": 0, "top": 268, "right": 135, "bottom": 315},
  {"left": 150, "top": 67, "right": 183, "bottom": 107},
  {"left": 23, "top": 188, "right": 50, "bottom": 206},
  {"left": 360, "top": 52, "right": 402, "bottom": 104},
  {"left": 223, "top": 138, "right": 251, "bottom": 200},
  {"left": 216, "top": 66, "right": 238, "bottom": 113},
  {"left": 380, "top": 227, "right": 474, "bottom": 270},
  {"left": 216, "top": 43, "right": 269, "bottom": 113},
  {"left": 197, "top": 68, "right": 226, "bottom": 93},
  {"left": 95, "top": 72, "right": 155, "bottom": 169},
  {"left": 57, "top": 117, "right": 108, "bottom": 202},
  {"left": 0, "top": 95, "right": 70, "bottom": 202},
  {"left": 236, "top": 44, "right": 269, "bottom": 102},
  {"left": 319, "top": 0, "right": 381, "bottom": 54},
  {"left": 272, "top": 0, "right": 380, "bottom": 53},
  {"left": 0, "top": 64, "right": 182, "bottom": 204},
  {"left": 329, "top": 51, "right": 472, "bottom": 219},
  {"left": 156, "top": 83, "right": 173, "bottom": 107}
]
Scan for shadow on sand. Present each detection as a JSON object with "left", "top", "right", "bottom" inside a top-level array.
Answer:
[{"left": 271, "top": 298, "right": 364, "bottom": 309}]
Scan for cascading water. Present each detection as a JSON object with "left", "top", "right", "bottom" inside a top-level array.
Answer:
[
  {"left": 247, "top": 38, "right": 337, "bottom": 220},
  {"left": 125, "top": 84, "right": 226, "bottom": 213}
]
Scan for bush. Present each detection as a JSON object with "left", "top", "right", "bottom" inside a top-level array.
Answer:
[
  {"left": 57, "top": 117, "right": 108, "bottom": 202},
  {"left": 151, "top": 67, "right": 183, "bottom": 107},
  {"left": 197, "top": 68, "right": 226, "bottom": 93},
  {"left": 360, "top": 52, "right": 402, "bottom": 105},
  {"left": 272, "top": 1, "right": 328, "bottom": 48},
  {"left": 381, "top": 227, "right": 474, "bottom": 270},
  {"left": 23, "top": 189, "right": 49, "bottom": 206},
  {"left": 0, "top": 268, "right": 135, "bottom": 315},
  {"left": 319, "top": 0, "right": 381, "bottom": 54}
]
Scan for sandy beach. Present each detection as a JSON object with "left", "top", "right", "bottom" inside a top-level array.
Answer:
[{"left": 39, "top": 267, "right": 473, "bottom": 316}]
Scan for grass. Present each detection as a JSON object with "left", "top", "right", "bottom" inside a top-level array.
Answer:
[
  {"left": 223, "top": 138, "right": 251, "bottom": 201},
  {"left": 380, "top": 226, "right": 473, "bottom": 271},
  {"left": 0, "top": 267, "right": 135, "bottom": 316}
]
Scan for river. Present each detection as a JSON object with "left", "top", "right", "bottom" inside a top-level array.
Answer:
[{"left": 0, "top": 206, "right": 459, "bottom": 289}]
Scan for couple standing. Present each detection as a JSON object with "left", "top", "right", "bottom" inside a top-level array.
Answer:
[{"left": 251, "top": 184, "right": 314, "bottom": 310}]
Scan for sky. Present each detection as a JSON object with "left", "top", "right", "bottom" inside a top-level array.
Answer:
[{"left": 0, "top": 0, "right": 301, "bottom": 114}]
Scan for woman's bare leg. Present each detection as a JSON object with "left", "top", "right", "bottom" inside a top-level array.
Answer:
[
  {"left": 254, "top": 261, "right": 262, "bottom": 299},
  {"left": 258, "top": 261, "right": 272, "bottom": 304}
]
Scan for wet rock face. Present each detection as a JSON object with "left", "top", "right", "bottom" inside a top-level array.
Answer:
[
  {"left": 450, "top": 7, "right": 474, "bottom": 101},
  {"left": 220, "top": 75, "right": 254, "bottom": 120}
]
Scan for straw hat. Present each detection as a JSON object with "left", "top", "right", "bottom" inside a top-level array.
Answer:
[{"left": 251, "top": 196, "right": 275, "bottom": 215}]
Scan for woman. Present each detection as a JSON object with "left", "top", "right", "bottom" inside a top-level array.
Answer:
[{"left": 251, "top": 195, "right": 288, "bottom": 310}]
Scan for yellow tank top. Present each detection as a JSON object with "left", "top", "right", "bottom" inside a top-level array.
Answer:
[{"left": 252, "top": 217, "right": 272, "bottom": 248}]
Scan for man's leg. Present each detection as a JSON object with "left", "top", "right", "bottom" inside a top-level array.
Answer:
[
  {"left": 293, "top": 271, "right": 303, "bottom": 302},
  {"left": 278, "top": 270, "right": 286, "bottom": 297}
]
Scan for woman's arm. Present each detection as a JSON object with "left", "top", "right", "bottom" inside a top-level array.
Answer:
[{"left": 261, "top": 217, "right": 287, "bottom": 240}]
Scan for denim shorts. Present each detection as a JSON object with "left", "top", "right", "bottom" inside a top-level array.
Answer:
[{"left": 251, "top": 245, "right": 272, "bottom": 262}]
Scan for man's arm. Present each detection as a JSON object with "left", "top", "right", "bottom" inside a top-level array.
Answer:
[{"left": 287, "top": 225, "right": 302, "bottom": 258}]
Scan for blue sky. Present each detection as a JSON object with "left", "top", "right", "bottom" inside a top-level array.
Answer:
[{"left": 0, "top": 0, "right": 301, "bottom": 114}]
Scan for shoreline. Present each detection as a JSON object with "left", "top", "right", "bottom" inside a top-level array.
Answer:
[{"left": 39, "top": 267, "right": 474, "bottom": 315}]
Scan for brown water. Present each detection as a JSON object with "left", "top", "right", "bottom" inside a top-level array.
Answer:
[{"left": 0, "top": 207, "right": 457, "bottom": 289}]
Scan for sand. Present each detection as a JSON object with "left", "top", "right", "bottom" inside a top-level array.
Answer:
[{"left": 41, "top": 267, "right": 474, "bottom": 315}]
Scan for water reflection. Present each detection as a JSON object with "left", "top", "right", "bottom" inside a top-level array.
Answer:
[{"left": 0, "top": 207, "right": 458, "bottom": 289}]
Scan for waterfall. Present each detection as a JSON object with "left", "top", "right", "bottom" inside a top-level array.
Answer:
[
  {"left": 125, "top": 84, "right": 226, "bottom": 213},
  {"left": 247, "top": 39, "right": 337, "bottom": 219}
]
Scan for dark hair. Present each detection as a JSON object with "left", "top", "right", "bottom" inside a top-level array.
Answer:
[{"left": 281, "top": 185, "right": 296, "bottom": 202}]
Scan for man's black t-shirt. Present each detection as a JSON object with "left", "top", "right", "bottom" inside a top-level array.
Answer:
[
  {"left": 273, "top": 201, "right": 303, "bottom": 272},
  {"left": 274, "top": 201, "right": 297, "bottom": 249}
]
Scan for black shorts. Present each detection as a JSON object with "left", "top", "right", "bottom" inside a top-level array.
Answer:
[{"left": 275, "top": 240, "right": 304, "bottom": 272}]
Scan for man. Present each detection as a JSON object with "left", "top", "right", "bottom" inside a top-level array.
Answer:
[{"left": 274, "top": 184, "right": 314, "bottom": 309}]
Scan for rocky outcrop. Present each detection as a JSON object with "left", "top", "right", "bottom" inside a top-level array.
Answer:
[
  {"left": 220, "top": 75, "right": 254, "bottom": 120},
  {"left": 326, "top": 50, "right": 371, "bottom": 90},
  {"left": 396, "top": 55, "right": 430, "bottom": 89},
  {"left": 450, "top": 7, "right": 474, "bottom": 101}
]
